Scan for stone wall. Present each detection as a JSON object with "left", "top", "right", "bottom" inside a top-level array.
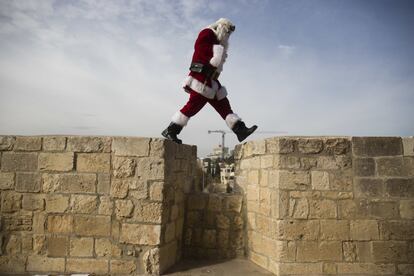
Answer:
[
  {"left": 235, "top": 136, "right": 414, "bottom": 276},
  {"left": 0, "top": 135, "right": 197, "bottom": 275},
  {"left": 183, "top": 192, "right": 244, "bottom": 260}
]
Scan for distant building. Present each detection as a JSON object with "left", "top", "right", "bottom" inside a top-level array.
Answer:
[{"left": 207, "top": 144, "right": 230, "bottom": 160}]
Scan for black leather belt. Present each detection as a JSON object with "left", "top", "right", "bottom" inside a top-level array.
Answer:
[{"left": 189, "top": 62, "right": 216, "bottom": 79}]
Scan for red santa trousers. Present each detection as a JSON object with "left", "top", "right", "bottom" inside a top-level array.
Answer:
[{"left": 180, "top": 90, "right": 233, "bottom": 119}]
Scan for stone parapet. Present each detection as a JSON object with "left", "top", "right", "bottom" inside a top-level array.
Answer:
[
  {"left": 235, "top": 136, "right": 414, "bottom": 276},
  {"left": 0, "top": 135, "right": 197, "bottom": 275}
]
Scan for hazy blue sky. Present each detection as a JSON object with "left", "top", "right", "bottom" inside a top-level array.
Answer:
[{"left": 1, "top": 0, "right": 413, "bottom": 157}]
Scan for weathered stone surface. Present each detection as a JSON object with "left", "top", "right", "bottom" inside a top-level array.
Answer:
[
  {"left": 379, "top": 221, "right": 414, "bottom": 240},
  {"left": 329, "top": 169, "right": 353, "bottom": 191},
  {"left": 337, "top": 263, "right": 395, "bottom": 275},
  {"left": 266, "top": 137, "right": 295, "bottom": 154},
  {"left": 0, "top": 136, "right": 15, "bottom": 151},
  {"left": 42, "top": 173, "right": 96, "bottom": 193},
  {"left": 120, "top": 223, "right": 161, "bottom": 245},
  {"left": 320, "top": 220, "right": 349, "bottom": 240},
  {"left": 110, "top": 178, "right": 131, "bottom": 198},
  {"left": 165, "top": 222, "right": 176, "bottom": 243},
  {"left": 95, "top": 238, "right": 121, "bottom": 257},
  {"left": 143, "top": 247, "right": 160, "bottom": 274},
  {"left": 369, "top": 201, "right": 399, "bottom": 218},
  {"left": 22, "top": 194, "right": 45, "bottom": 211},
  {"left": 288, "top": 197, "right": 309, "bottom": 219},
  {"left": 66, "top": 258, "right": 109, "bottom": 273},
  {"left": 278, "top": 263, "right": 323, "bottom": 275},
  {"left": 5, "top": 235, "right": 21, "bottom": 254},
  {"left": 203, "top": 229, "right": 217, "bottom": 248},
  {"left": 225, "top": 195, "right": 243, "bottom": 212},
  {"left": 16, "top": 172, "right": 41, "bottom": 192},
  {"left": 98, "top": 196, "right": 113, "bottom": 215},
  {"left": 112, "top": 137, "right": 150, "bottom": 156},
  {"left": 297, "top": 241, "right": 342, "bottom": 261},
  {"left": 297, "top": 138, "right": 323, "bottom": 154},
  {"left": 355, "top": 178, "right": 384, "bottom": 197},
  {"left": 309, "top": 199, "right": 337, "bottom": 218},
  {"left": 69, "top": 237, "right": 93, "bottom": 256},
  {"left": 113, "top": 156, "right": 136, "bottom": 178},
  {"left": 133, "top": 201, "right": 163, "bottom": 223},
  {"left": 14, "top": 136, "right": 42, "bottom": 151},
  {"left": 352, "top": 136, "right": 402, "bottom": 157},
  {"left": 400, "top": 199, "right": 414, "bottom": 219},
  {"left": 39, "top": 152, "right": 74, "bottom": 171},
  {"left": 1, "top": 192, "right": 22, "bottom": 212},
  {"left": 97, "top": 173, "right": 110, "bottom": 194},
  {"left": 47, "top": 236, "right": 68, "bottom": 257},
  {"left": 73, "top": 215, "right": 111, "bottom": 236},
  {"left": 278, "top": 170, "right": 310, "bottom": 190},
  {"left": 354, "top": 158, "right": 375, "bottom": 176},
  {"left": 372, "top": 241, "right": 408, "bottom": 262},
  {"left": 244, "top": 140, "right": 266, "bottom": 157},
  {"left": 45, "top": 194, "right": 69, "bottom": 213},
  {"left": 149, "top": 181, "right": 164, "bottom": 201},
  {"left": 66, "top": 136, "right": 111, "bottom": 152},
  {"left": 47, "top": 214, "right": 73, "bottom": 233},
  {"left": 110, "top": 260, "right": 137, "bottom": 274},
  {"left": 311, "top": 171, "right": 329, "bottom": 190},
  {"left": 377, "top": 157, "right": 404, "bottom": 176},
  {"left": 115, "top": 199, "right": 134, "bottom": 218},
  {"left": 276, "top": 220, "right": 319, "bottom": 240},
  {"left": 0, "top": 172, "right": 14, "bottom": 189},
  {"left": 398, "top": 264, "right": 414, "bottom": 275},
  {"left": 188, "top": 194, "right": 208, "bottom": 210},
  {"left": 385, "top": 178, "right": 414, "bottom": 197},
  {"left": 350, "top": 220, "right": 379, "bottom": 240},
  {"left": 77, "top": 153, "right": 110, "bottom": 172},
  {"left": 43, "top": 136, "right": 66, "bottom": 151},
  {"left": 69, "top": 195, "right": 97, "bottom": 213},
  {"left": 27, "top": 256, "right": 65, "bottom": 272},
  {"left": 324, "top": 138, "right": 350, "bottom": 154},
  {"left": 402, "top": 137, "right": 414, "bottom": 156},
  {"left": 136, "top": 157, "right": 165, "bottom": 180},
  {"left": 2, "top": 152, "right": 38, "bottom": 171}
]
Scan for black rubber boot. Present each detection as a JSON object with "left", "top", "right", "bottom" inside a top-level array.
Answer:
[
  {"left": 161, "top": 122, "right": 183, "bottom": 144},
  {"left": 232, "top": 121, "right": 258, "bottom": 142}
]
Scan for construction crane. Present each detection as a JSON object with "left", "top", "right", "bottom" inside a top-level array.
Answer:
[{"left": 207, "top": 130, "right": 288, "bottom": 160}]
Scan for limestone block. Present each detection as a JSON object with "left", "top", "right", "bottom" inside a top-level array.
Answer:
[
  {"left": 278, "top": 155, "right": 301, "bottom": 170},
  {"left": 98, "top": 196, "right": 113, "bottom": 215},
  {"left": 3, "top": 153, "right": 38, "bottom": 174},
  {"left": 21, "top": 234, "right": 32, "bottom": 254},
  {"left": 120, "top": 223, "right": 161, "bottom": 245},
  {"left": 95, "top": 238, "right": 121, "bottom": 257},
  {"left": 1, "top": 192, "right": 22, "bottom": 212},
  {"left": 337, "top": 263, "right": 395, "bottom": 275},
  {"left": 45, "top": 194, "right": 69, "bottom": 213},
  {"left": 329, "top": 169, "right": 353, "bottom": 191},
  {"left": 66, "top": 258, "right": 109, "bottom": 274},
  {"left": 207, "top": 194, "right": 222, "bottom": 211},
  {"left": 260, "top": 155, "right": 274, "bottom": 169},
  {"left": 309, "top": 199, "right": 337, "bottom": 218},
  {"left": 32, "top": 212, "right": 46, "bottom": 233},
  {"left": 324, "top": 137, "right": 350, "bottom": 155},
  {"left": 296, "top": 241, "right": 342, "bottom": 261},
  {"left": 398, "top": 264, "right": 414, "bottom": 275},
  {"left": 255, "top": 215, "right": 274, "bottom": 237},
  {"left": 33, "top": 235, "right": 46, "bottom": 254},
  {"left": 97, "top": 173, "right": 110, "bottom": 194},
  {"left": 112, "top": 137, "right": 150, "bottom": 156},
  {"left": 73, "top": 215, "right": 111, "bottom": 236},
  {"left": 136, "top": 157, "right": 165, "bottom": 180},
  {"left": 165, "top": 222, "right": 176, "bottom": 243},
  {"left": 404, "top": 157, "right": 414, "bottom": 176},
  {"left": 248, "top": 170, "right": 259, "bottom": 185},
  {"left": 0, "top": 256, "right": 26, "bottom": 273},
  {"left": 369, "top": 201, "right": 399, "bottom": 218},
  {"left": 113, "top": 156, "right": 136, "bottom": 178},
  {"left": 379, "top": 221, "right": 414, "bottom": 240},
  {"left": 244, "top": 140, "right": 266, "bottom": 157},
  {"left": 0, "top": 172, "right": 14, "bottom": 190},
  {"left": 354, "top": 158, "right": 375, "bottom": 176},
  {"left": 149, "top": 181, "right": 164, "bottom": 201},
  {"left": 350, "top": 220, "right": 379, "bottom": 240},
  {"left": 276, "top": 220, "right": 319, "bottom": 240},
  {"left": 355, "top": 178, "right": 384, "bottom": 197},
  {"left": 187, "top": 194, "right": 207, "bottom": 210},
  {"left": 66, "top": 136, "right": 111, "bottom": 152},
  {"left": 225, "top": 195, "right": 243, "bottom": 212},
  {"left": 377, "top": 157, "right": 404, "bottom": 176},
  {"left": 14, "top": 136, "right": 42, "bottom": 151},
  {"left": 385, "top": 178, "right": 414, "bottom": 197},
  {"left": 0, "top": 136, "right": 15, "bottom": 151},
  {"left": 320, "top": 220, "right": 349, "bottom": 240},
  {"left": 5, "top": 235, "right": 21, "bottom": 254},
  {"left": 216, "top": 214, "right": 230, "bottom": 229},
  {"left": 133, "top": 201, "right": 163, "bottom": 223},
  {"left": 22, "top": 194, "right": 45, "bottom": 211},
  {"left": 203, "top": 229, "right": 217, "bottom": 248},
  {"left": 47, "top": 236, "right": 68, "bottom": 257},
  {"left": 115, "top": 199, "right": 134, "bottom": 218},
  {"left": 110, "top": 178, "right": 130, "bottom": 198},
  {"left": 42, "top": 173, "right": 96, "bottom": 193},
  {"left": 69, "top": 195, "right": 98, "bottom": 214},
  {"left": 38, "top": 152, "right": 74, "bottom": 172},
  {"left": 77, "top": 153, "right": 110, "bottom": 173},
  {"left": 186, "top": 211, "right": 202, "bottom": 227},
  {"left": 278, "top": 263, "right": 323, "bottom": 275},
  {"left": 26, "top": 256, "right": 65, "bottom": 272},
  {"left": 402, "top": 137, "right": 414, "bottom": 156},
  {"left": 278, "top": 170, "right": 310, "bottom": 190},
  {"left": 143, "top": 247, "right": 160, "bottom": 274},
  {"left": 230, "top": 230, "right": 244, "bottom": 250},
  {"left": 16, "top": 172, "right": 41, "bottom": 192},
  {"left": 234, "top": 215, "right": 244, "bottom": 230},
  {"left": 323, "top": 263, "right": 337, "bottom": 274},
  {"left": 110, "top": 260, "right": 137, "bottom": 274},
  {"left": 342, "top": 241, "right": 372, "bottom": 262},
  {"left": 311, "top": 171, "right": 329, "bottom": 190},
  {"left": 288, "top": 197, "right": 309, "bottom": 219},
  {"left": 69, "top": 237, "right": 93, "bottom": 256},
  {"left": 352, "top": 136, "right": 402, "bottom": 157},
  {"left": 372, "top": 241, "right": 408, "bottom": 262},
  {"left": 47, "top": 214, "right": 73, "bottom": 233},
  {"left": 266, "top": 137, "right": 295, "bottom": 154},
  {"left": 259, "top": 170, "right": 269, "bottom": 187},
  {"left": 297, "top": 138, "right": 323, "bottom": 154},
  {"left": 400, "top": 200, "right": 414, "bottom": 219},
  {"left": 43, "top": 136, "right": 66, "bottom": 151}
]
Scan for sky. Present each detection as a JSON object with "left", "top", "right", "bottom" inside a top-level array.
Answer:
[{"left": 0, "top": 0, "right": 413, "bottom": 157}]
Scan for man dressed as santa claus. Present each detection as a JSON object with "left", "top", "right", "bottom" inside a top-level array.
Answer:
[{"left": 162, "top": 18, "right": 257, "bottom": 144}]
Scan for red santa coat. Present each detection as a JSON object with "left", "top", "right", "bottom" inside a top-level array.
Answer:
[{"left": 182, "top": 28, "right": 228, "bottom": 100}]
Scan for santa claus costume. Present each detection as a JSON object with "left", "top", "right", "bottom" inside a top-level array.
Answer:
[{"left": 162, "top": 18, "right": 257, "bottom": 144}]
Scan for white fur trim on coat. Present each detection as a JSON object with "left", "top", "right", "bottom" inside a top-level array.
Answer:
[
  {"left": 210, "top": 45, "right": 224, "bottom": 67},
  {"left": 171, "top": 111, "right": 190, "bottom": 127},
  {"left": 225, "top": 113, "right": 241, "bottom": 129},
  {"left": 216, "top": 86, "right": 228, "bottom": 101},
  {"left": 182, "top": 76, "right": 219, "bottom": 99}
]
